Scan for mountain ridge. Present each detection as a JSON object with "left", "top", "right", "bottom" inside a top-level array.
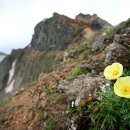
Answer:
[
  {"left": 0, "top": 12, "right": 112, "bottom": 100},
  {"left": 0, "top": 13, "right": 130, "bottom": 130}
]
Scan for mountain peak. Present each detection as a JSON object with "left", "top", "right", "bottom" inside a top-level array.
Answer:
[
  {"left": 76, "top": 13, "right": 112, "bottom": 29},
  {"left": 30, "top": 12, "right": 112, "bottom": 51}
]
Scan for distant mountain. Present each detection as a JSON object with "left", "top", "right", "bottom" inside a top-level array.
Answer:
[
  {"left": 0, "top": 52, "right": 6, "bottom": 56},
  {"left": 0, "top": 52, "right": 6, "bottom": 63}
]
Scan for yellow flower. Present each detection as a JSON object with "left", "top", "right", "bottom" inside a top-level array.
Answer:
[
  {"left": 114, "top": 76, "right": 130, "bottom": 98},
  {"left": 104, "top": 63, "right": 123, "bottom": 80}
]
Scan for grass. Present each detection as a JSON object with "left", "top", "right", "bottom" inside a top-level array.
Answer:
[
  {"left": 70, "top": 66, "right": 88, "bottom": 79},
  {"left": 68, "top": 82, "right": 130, "bottom": 129},
  {"left": 52, "top": 93, "right": 61, "bottom": 102},
  {"left": 45, "top": 118, "right": 56, "bottom": 130},
  {"left": 102, "top": 28, "right": 116, "bottom": 40},
  {"left": 0, "top": 96, "right": 12, "bottom": 106},
  {"left": 44, "top": 87, "right": 51, "bottom": 96},
  {"left": 88, "top": 87, "right": 130, "bottom": 130},
  {"left": 36, "top": 107, "right": 44, "bottom": 123},
  {"left": 68, "top": 39, "right": 93, "bottom": 58}
]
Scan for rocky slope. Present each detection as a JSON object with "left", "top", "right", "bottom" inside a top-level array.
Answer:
[
  {"left": 0, "top": 13, "right": 112, "bottom": 100},
  {"left": 0, "top": 14, "right": 130, "bottom": 129},
  {"left": 0, "top": 16, "right": 130, "bottom": 129}
]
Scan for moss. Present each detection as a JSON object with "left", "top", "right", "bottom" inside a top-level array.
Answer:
[
  {"left": 0, "top": 96, "right": 12, "bottom": 106},
  {"left": 52, "top": 93, "right": 62, "bottom": 102},
  {"left": 70, "top": 66, "right": 88, "bottom": 79},
  {"left": 102, "top": 28, "right": 116, "bottom": 39},
  {"left": 45, "top": 118, "right": 56, "bottom": 130},
  {"left": 39, "top": 51, "right": 57, "bottom": 73},
  {"left": 68, "top": 39, "right": 93, "bottom": 58},
  {"left": 44, "top": 87, "right": 51, "bottom": 96},
  {"left": 36, "top": 107, "right": 44, "bottom": 123}
]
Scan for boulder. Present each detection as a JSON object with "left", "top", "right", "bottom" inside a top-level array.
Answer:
[
  {"left": 58, "top": 74, "right": 109, "bottom": 101},
  {"left": 105, "top": 43, "right": 130, "bottom": 68},
  {"left": 91, "top": 40, "right": 104, "bottom": 52}
]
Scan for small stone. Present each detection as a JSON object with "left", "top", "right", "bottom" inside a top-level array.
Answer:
[
  {"left": 51, "top": 84, "right": 58, "bottom": 89},
  {"left": 86, "top": 96, "right": 94, "bottom": 103},
  {"left": 39, "top": 100, "right": 47, "bottom": 108},
  {"left": 79, "top": 100, "right": 86, "bottom": 107},
  {"left": 92, "top": 108, "right": 100, "bottom": 113},
  {"left": 43, "top": 111, "right": 48, "bottom": 120},
  {"left": 40, "top": 92, "right": 46, "bottom": 99}
]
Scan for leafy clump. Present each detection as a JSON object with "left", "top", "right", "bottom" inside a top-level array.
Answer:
[
  {"left": 70, "top": 66, "right": 88, "bottom": 79},
  {"left": 102, "top": 28, "right": 116, "bottom": 39},
  {"left": 71, "top": 63, "right": 130, "bottom": 130},
  {"left": 87, "top": 63, "right": 130, "bottom": 129},
  {"left": 45, "top": 118, "right": 56, "bottom": 130},
  {"left": 44, "top": 87, "right": 51, "bottom": 96},
  {"left": 36, "top": 107, "right": 44, "bottom": 123},
  {"left": 88, "top": 87, "right": 130, "bottom": 130},
  {"left": 68, "top": 39, "right": 93, "bottom": 58}
]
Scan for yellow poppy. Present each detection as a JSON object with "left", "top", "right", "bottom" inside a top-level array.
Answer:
[
  {"left": 114, "top": 76, "right": 130, "bottom": 98},
  {"left": 104, "top": 63, "right": 123, "bottom": 80}
]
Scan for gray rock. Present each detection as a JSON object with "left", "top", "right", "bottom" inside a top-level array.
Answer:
[
  {"left": 105, "top": 43, "right": 130, "bottom": 68},
  {"left": 91, "top": 40, "right": 104, "bottom": 52},
  {"left": 58, "top": 74, "right": 109, "bottom": 101}
]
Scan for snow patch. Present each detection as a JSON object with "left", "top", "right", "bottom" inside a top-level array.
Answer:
[
  {"left": 7, "top": 60, "right": 16, "bottom": 85},
  {"left": 5, "top": 60, "right": 16, "bottom": 93},
  {"left": 5, "top": 80, "right": 15, "bottom": 93}
]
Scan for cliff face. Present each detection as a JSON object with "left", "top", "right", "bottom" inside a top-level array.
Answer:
[
  {"left": 0, "top": 13, "right": 112, "bottom": 99},
  {"left": 30, "top": 13, "right": 87, "bottom": 51}
]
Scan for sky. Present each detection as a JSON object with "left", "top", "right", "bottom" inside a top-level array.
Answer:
[{"left": 0, "top": 0, "right": 130, "bottom": 54}]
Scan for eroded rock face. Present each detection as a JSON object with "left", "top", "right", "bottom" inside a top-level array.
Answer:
[{"left": 30, "top": 13, "right": 86, "bottom": 51}]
